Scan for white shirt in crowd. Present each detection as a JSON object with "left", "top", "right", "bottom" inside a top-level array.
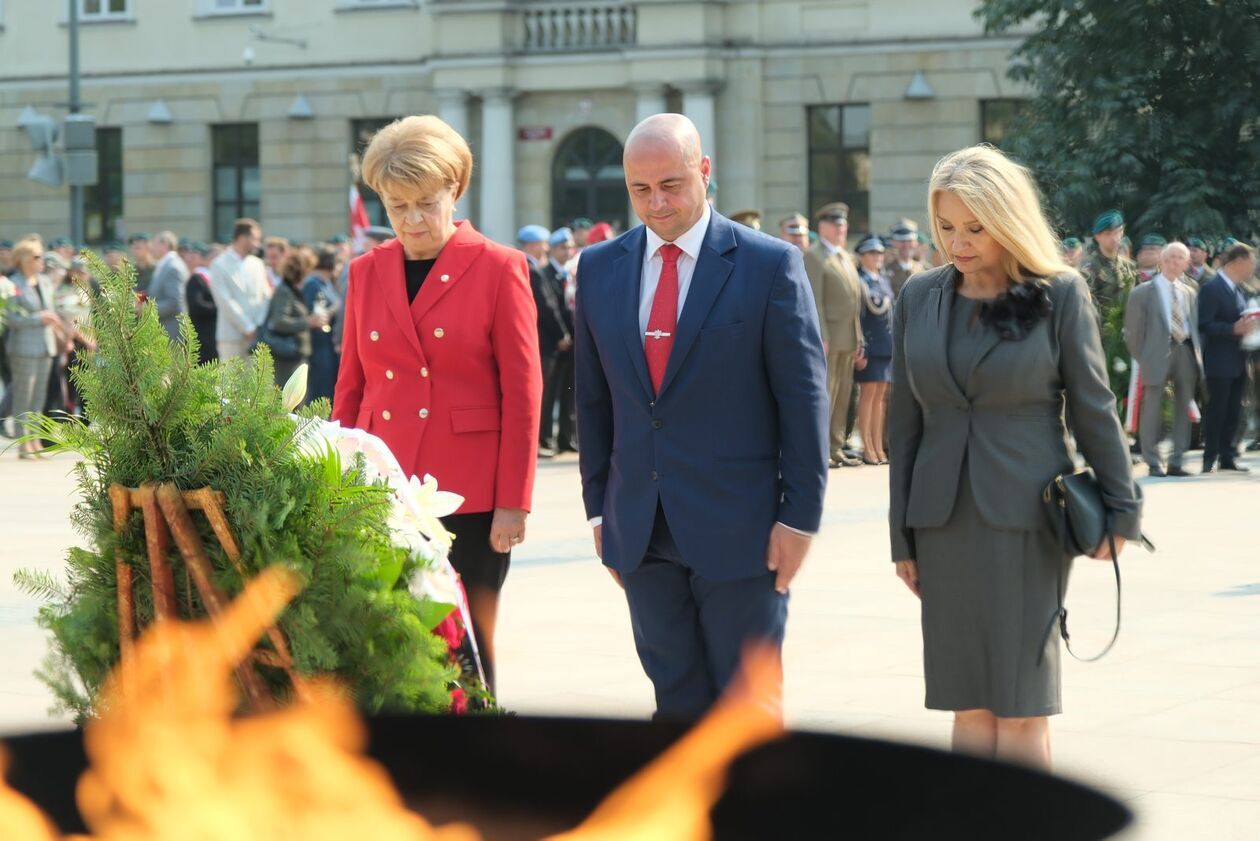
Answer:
[{"left": 209, "top": 248, "right": 271, "bottom": 349}]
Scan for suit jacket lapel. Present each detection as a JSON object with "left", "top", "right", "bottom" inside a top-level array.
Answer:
[
  {"left": 372, "top": 238, "right": 425, "bottom": 359},
  {"left": 616, "top": 227, "right": 655, "bottom": 400},
  {"left": 928, "top": 270, "right": 969, "bottom": 405},
  {"left": 657, "top": 214, "right": 736, "bottom": 398},
  {"left": 409, "top": 221, "right": 486, "bottom": 323}
]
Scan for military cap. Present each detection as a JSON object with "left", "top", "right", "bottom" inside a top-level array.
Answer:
[
  {"left": 44, "top": 251, "right": 70, "bottom": 271},
  {"left": 1138, "top": 234, "right": 1167, "bottom": 250},
  {"left": 1062, "top": 237, "right": 1082, "bottom": 249},
  {"left": 890, "top": 224, "right": 918, "bottom": 242},
  {"left": 814, "top": 202, "right": 849, "bottom": 223},
  {"left": 517, "top": 224, "right": 550, "bottom": 244},
  {"left": 570, "top": 217, "right": 594, "bottom": 230},
  {"left": 104, "top": 240, "right": 126, "bottom": 253},
  {"left": 1090, "top": 210, "right": 1124, "bottom": 235},
  {"left": 363, "top": 225, "right": 395, "bottom": 241},
  {"left": 127, "top": 232, "right": 150, "bottom": 244},
  {"left": 70, "top": 257, "right": 89, "bottom": 272},
  {"left": 1186, "top": 236, "right": 1208, "bottom": 250},
  {"left": 0, "top": 239, "right": 14, "bottom": 249},
  {"left": 779, "top": 214, "right": 808, "bottom": 235},
  {"left": 1217, "top": 236, "right": 1239, "bottom": 253},
  {"left": 855, "top": 233, "right": 886, "bottom": 254},
  {"left": 549, "top": 227, "right": 574, "bottom": 247},
  {"left": 730, "top": 209, "right": 762, "bottom": 230},
  {"left": 191, "top": 241, "right": 212, "bottom": 256},
  {"left": 49, "top": 236, "right": 73, "bottom": 249},
  {"left": 327, "top": 233, "right": 349, "bottom": 245}
]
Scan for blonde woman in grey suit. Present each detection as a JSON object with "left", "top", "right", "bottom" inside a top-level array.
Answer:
[
  {"left": 889, "top": 146, "right": 1142, "bottom": 770},
  {"left": 5, "top": 238, "right": 62, "bottom": 459}
]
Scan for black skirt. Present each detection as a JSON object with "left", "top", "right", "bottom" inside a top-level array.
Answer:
[{"left": 441, "top": 511, "right": 511, "bottom": 592}]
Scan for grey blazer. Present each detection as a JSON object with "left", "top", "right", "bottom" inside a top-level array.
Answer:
[
  {"left": 889, "top": 267, "right": 1142, "bottom": 561},
  {"left": 5, "top": 273, "right": 58, "bottom": 358},
  {"left": 1124, "top": 274, "right": 1202, "bottom": 385},
  {"left": 150, "top": 252, "right": 190, "bottom": 340}
]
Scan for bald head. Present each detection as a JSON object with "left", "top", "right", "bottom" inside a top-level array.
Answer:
[
  {"left": 623, "top": 113, "right": 712, "bottom": 243},
  {"left": 625, "top": 113, "right": 704, "bottom": 167}
]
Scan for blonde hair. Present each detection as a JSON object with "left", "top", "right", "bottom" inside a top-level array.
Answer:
[
  {"left": 928, "top": 145, "right": 1072, "bottom": 283},
  {"left": 11, "top": 237, "right": 44, "bottom": 271},
  {"left": 361, "top": 115, "right": 473, "bottom": 201}
]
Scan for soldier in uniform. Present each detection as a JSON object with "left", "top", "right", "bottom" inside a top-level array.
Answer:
[
  {"left": 1061, "top": 236, "right": 1084, "bottom": 268},
  {"left": 802, "top": 202, "right": 866, "bottom": 468},
  {"left": 730, "top": 209, "right": 762, "bottom": 231},
  {"left": 883, "top": 222, "right": 924, "bottom": 298},
  {"left": 1186, "top": 237, "right": 1216, "bottom": 288},
  {"left": 778, "top": 213, "right": 810, "bottom": 251},
  {"left": 1079, "top": 209, "right": 1138, "bottom": 402},
  {"left": 1134, "top": 233, "right": 1166, "bottom": 283},
  {"left": 127, "top": 232, "right": 155, "bottom": 295}
]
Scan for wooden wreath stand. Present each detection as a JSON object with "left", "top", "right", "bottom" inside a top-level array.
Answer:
[{"left": 109, "top": 481, "right": 307, "bottom": 710}]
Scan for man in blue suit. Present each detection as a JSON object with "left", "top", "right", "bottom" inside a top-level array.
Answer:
[
  {"left": 1198, "top": 242, "right": 1258, "bottom": 473},
  {"left": 574, "top": 114, "right": 830, "bottom": 718}
]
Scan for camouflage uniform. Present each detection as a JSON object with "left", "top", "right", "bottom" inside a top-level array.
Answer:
[{"left": 1079, "top": 245, "right": 1138, "bottom": 402}]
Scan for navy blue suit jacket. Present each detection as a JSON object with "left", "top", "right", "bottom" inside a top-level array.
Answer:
[
  {"left": 574, "top": 212, "right": 829, "bottom": 582},
  {"left": 1197, "top": 273, "right": 1247, "bottom": 379}
]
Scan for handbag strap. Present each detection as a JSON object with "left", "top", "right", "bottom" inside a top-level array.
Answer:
[{"left": 1038, "top": 533, "right": 1122, "bottom": 664}]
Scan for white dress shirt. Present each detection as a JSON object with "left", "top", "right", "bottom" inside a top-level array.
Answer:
[
  {"left": 638, "top": 203, "right": 711, "bottom": 344},
  {"left": 1151, "top": 272, "right": 1184, "bottom": 335}
]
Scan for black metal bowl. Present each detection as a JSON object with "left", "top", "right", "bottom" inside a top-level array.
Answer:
[{"left": 3, "top": 715, "right": 1130, "bottom": 840}]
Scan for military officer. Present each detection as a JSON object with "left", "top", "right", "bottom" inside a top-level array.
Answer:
[
  {"left": 1061, "top": 236, "right": 1084, "bottom": 268},
  {"left": 1079, "top": 209, "right": 1139, "bottom": 402},
  {"left": 1186, "top": 237, "right": 1216, "bottom": 288},
  {"left": 883, "top": 222, "right": 924, "bottom": 298},
  {"left": 730, "top": 209, "right": 762, "bottom": 231}
]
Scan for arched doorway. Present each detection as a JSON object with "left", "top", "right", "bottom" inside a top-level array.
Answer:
[{"left": 551, "top": 127, "right": 627, "bottom": 232}]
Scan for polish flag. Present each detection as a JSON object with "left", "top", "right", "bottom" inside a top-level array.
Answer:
[
  {"left": 1125, "top": 362, "right": 1142, "bottom": 435},
  {"left": 350, "top": 184, "right": 370, "bottom": 254}
]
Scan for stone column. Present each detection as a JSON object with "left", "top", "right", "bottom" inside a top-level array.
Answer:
[
  {"left": 478, "top": 88, "right": 516, "bottom": 245},
  {"left": 632, "top": 82, "right": 668, "bottom": 125},
  {"left": 680, "top": 81, "right": 720, "bottom": 155},
  {"left": 435, "top": 89, "right": 471, "bottom": 218}
]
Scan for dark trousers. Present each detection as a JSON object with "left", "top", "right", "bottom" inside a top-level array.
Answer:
[
  {"left": 555, "top": 351, "right": 576, "bottom": 450},
  {"left": 539, "top": 352, "right": 561, "bottom": 448},
  {"left": 441, "top": 511, "right": 511, "bottom": 695},
  {"left": 1203, "top": 375, "right": 1246, "bottom": 469},
  {"left": 622, "top": 506, "right": 788, "bottom": 720}
]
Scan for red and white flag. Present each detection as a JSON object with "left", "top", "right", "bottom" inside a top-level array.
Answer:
[
  {"left": 1125, "top": 362, "right": 1142, "bottom": 435},
  {"left": 349, "top": 184, "right": 370, "bottom": 254}
]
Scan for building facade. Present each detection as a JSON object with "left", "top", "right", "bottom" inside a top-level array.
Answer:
[{"left": 0, "top": 0, "right": 1029, "bottom": 246}]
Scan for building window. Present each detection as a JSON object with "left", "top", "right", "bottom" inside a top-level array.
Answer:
[
  {"left": 551, "top": 127, "right": 626, "bottom": 232},
  {"left": 85, "top": 127, "right": 123, "bottom": 244},
  {"left": 981, "top": 99, "right": 1027, "bottom": 150},
  {"left": 807, "top": 104, "right": 871, "bottom": 235},
  {"left": 351, "top": 118, "right": 400, "bottom": 228},
  {"left": 211, "top": 123, "right": 260, "bottom": 243},
  {"left": 198, "top": 0, "right": 267, "bottom": 13},
  {"left": 80, "top": 0, "right": 130, "bottom": 19}
]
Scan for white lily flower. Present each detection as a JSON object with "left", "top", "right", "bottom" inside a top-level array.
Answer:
[{"left": 281, "top": 364, "right": 309, "bottom": 412}]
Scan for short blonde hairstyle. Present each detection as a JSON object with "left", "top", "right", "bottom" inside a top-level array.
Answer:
[
  {"left": 11, "top": 237, "right": 44, "bottom": 271},
  {"left": 928, "top": 145, "right": 1072, "bottom": 284},
  {"left": 361, "top": 115, "right": 473, "bottom": 201}
]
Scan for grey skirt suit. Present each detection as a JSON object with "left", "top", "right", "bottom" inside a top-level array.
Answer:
[{"left": 889, "top": 267, "right": 1141, "bottom": 717}]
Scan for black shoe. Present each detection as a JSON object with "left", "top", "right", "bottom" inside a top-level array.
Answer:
[
  {"left": 1219, "top": 461, "right": 1251, "bottom": 473},
  {"left": 557, "top": 442, "right": 579, "bottom": 453},
  {"left": 1148, "top": 465, "right": 1166, "bottom": 477},
  {"left": 1166, "top": 465, "right": 1190, "bottom": 477}
]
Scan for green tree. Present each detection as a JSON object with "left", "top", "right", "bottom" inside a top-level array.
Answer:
[{"left": 977, "top": 0, "right": 1260, "bottom": 241}]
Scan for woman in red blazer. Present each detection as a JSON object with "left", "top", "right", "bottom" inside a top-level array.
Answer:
[{"left": 333, "top": 115, "right": 542, "bottom": 692}]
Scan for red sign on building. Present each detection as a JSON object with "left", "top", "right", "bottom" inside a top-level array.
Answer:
[{"left": 517, "top": 126, "right": 554, "bottom": 141}]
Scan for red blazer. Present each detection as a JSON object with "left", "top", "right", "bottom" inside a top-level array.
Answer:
[{"left": 332, "top": 222, "right": 542, "bottom": 514}]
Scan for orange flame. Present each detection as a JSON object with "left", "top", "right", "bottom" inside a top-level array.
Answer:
[{"left": 1, "top": 569, "right": 783, "bottom": 841}]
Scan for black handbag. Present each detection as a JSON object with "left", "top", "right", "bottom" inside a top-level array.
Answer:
[
  {"left": 1041, "top": 470, "right": 1154, "bottom": 662},
  {"left": 251, "top": 325, "right": 301, "bottom": 361}
]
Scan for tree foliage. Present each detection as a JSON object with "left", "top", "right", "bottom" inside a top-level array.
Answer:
[
  {"left": 15, "top": 254, "right": 462, "bottom": 721},
  {"left": 978, "top": 0, "right": 1260, "bottom": 241}
]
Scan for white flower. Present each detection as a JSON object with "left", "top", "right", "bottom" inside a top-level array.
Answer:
[
  {"left": 281, "top": 364, "right": 309, "bottom": 412},
  {"left": 1112, "top": 357, "right": 1128, "bottom": 374}
]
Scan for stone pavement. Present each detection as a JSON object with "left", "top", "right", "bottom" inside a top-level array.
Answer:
[{"left": 2, "top": 448, "right": 1257, "bottom": 839}]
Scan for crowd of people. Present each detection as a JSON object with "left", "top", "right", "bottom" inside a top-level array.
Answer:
[{"left": 3, "top": 111, "right": 1258, "bottom": 778}]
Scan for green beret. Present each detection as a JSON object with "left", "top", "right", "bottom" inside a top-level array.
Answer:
[
  {"left": 0, "top": 239, "right": 14, "bottom": 249},
  {"left": 104, "top": 240, "right": 126, "bottom": 253},
  {"left": 1138, "top": 234, "right": 1167, "bottom": 249},
  {"left": 127, "top": 232, "right": 150, "bottom": 244},
  {"left": 1091, "top": 209, "right": 1124, "bottom": 235},
  {"left": 1062, "top": 237, "right": 1082, "bottom": 248},
  {"left": 1186, "top": 236, "right": 1207, "bottom": 250}
]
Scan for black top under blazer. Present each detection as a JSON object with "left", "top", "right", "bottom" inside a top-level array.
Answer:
[{"left": 888, "top": 266, "right": 1142, "bottom": 561}]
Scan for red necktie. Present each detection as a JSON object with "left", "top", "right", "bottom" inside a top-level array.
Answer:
[{"left": 645, "top": 243, "right": 682, "bottom": 393}]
